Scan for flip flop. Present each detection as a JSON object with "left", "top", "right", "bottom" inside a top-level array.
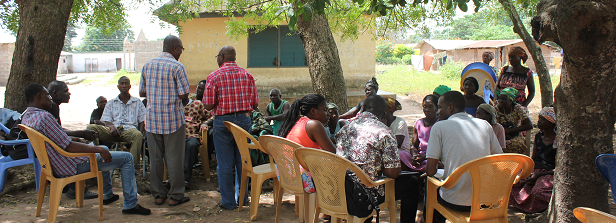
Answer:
[{"left": 168, "top": 196, "right": 190, "bottom": 207}]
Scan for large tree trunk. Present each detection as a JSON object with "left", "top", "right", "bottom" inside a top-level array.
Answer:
[
  {"left": 296, "top": 13, "right": 349, "bottom": 112},
  {"left": 532, "top": 0, "right": 616, "bottom": 222},
  {"left": 499, "top": 0, "right": 553, "bottom": 107},
  {"left": 5, "top": 0, "right": 73, "bottom": 112}
]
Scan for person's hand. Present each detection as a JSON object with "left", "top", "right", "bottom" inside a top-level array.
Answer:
[
  {"left": 81, "top": 130, "right": 98, "bottom": 141},
  {"left": 100, "top": 149, "right": 112, "bottom": 163},
  {"left": 109, "top": 125, "right": 120, "bottom": 137},
  {"left": 74, "top": 138, "right": 87, "bottom": 143},
  {"left": 200, "top": 123, "right": 209, "bottom": 133}
]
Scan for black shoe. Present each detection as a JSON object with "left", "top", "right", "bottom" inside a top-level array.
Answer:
[
  {"left": 217, "top": 202, "right": 237, "bottom": 210},
  {"left": 66, "top": 188, "right": 98, "bottom": 200},
  {"left": 103, "top": 194, "right": 120, "bottom": 205},
  {"left": 122, "top": 204, "right": 152, "bottom": 215}
]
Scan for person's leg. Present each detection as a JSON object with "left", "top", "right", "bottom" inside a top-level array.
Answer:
[
  {"left": 164, "top": 125, "right": 186, "bottom": 201},
  {"left": 94, "top": 151, "right": 139, "bottom": 209},
  {"left": 121, "top": 128, "right": 143, "bottom": 166},
  {"left": 147, "top": 132, "right": 168, "bottom": 200},
  {"left": 233, "top": 113, "right": 251, "bottom": 205},
  {"left": 87, "top": 124, "right": 121, "bottom": 145},
  {"left": 213, "top": 115, "right": 240, "bottom": 209},
  {"left": 184, "top": 137, "right": 201, "bottom": 183},
  {"left": 395, "top": 174, "right": 420, "bottom": 223}
]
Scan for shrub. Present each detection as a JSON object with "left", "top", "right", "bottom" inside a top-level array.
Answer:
[
  {"left": 402, "top": 55, "right": 413, "bottom": 65},
  {"left": 392, "top": 44, "right": 415, "bottom": 59},
  {"left": 438, "top": 61, "right": 466, "bottom": 80},
  {"left": 376, "top": 41, "right": 394, "bottom": 62}
]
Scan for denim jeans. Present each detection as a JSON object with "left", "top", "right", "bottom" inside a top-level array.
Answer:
[
  {"left": 76, "top": 149, "right": 138, "bottom": 210},
  {"left": 213, "top": 113, "right": 251, "bottom": 209}
]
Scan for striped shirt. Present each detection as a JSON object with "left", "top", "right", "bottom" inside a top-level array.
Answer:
[
  {"left": 101, "top": 96, "right": 146, "bottom": 130},
  {"left": 21, "top": 107, "right": 87, "bottom": 178},
  {"left": 139, "top": 52, "right": 190, "bottom": 134},
  {"left": 202, "top": 61, "right": 259, "bottom": 116}
]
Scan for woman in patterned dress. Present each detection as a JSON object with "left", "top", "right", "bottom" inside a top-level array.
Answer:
[
  {"left": 509, "top": 107, "right": 556, "bottom": 213},
  {"left": 495, "top": 88, "right": 533, "bottom": 154},
  {"left": 496, "top": 46, "right": 535, "bottom": 107}
]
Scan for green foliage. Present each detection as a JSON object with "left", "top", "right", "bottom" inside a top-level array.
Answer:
[
  {"left": 376, "top": 65, "right": 459, "bottom": 95},
  {"left": 438, "top": 61, "right": 466, "bottom": 80},
  {"left": 376, "top": 41, "right": 394, "bottom": 59},
  {"left": 62, "top": 26, "right": 79, "bottom": 52},
  {"left": 107, "top": 69, "right": 141, "bottom": 85},
  {"left": 402, "top": 54, "right": 413, "bottom": 65},
  {"left": 392, "top": 44, "right": 414, "bottom": 58},
  {"left": 77, "top": 26, "right": 134, "bottom": 52}
]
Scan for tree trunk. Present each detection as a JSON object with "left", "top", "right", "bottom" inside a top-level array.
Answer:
[
  {"left": 532, "top": 0, "right": 616, "bottom": 222},
  {"left": 296, "top": 13, "right": 349, "bottom": 112},
  {"left": 499, "top": 0, "right": 553, "bottom": 107},
  {"left": 5, "top": 0, "right": 73, "bottom": 112}
]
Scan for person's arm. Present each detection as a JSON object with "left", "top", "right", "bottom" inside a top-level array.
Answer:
[
  {"left": 265, "top": 102, "right": 291, "bottom": 122},
  {"left": 306, "top": 120, "right": 337, "bottom": 153},
  {"left": 395, "top": 135, "right": 405, "bottom": 149},
  {"left": 93, "top": 120, "right": 105, "bottom": 125},
  {"left": 264, "top": 104, "right": 272, "bottom": 121},
  {"left": 103, "top": 121, "right": 120, "bottom": 137},
  {"left": 496, "top": 66, "right": 506, "bottom": 89},
  {"left": 65, "top": 129, "right": 98, "bottom": 141},
  {"left": 138, "top": 121, "right": 145, "bottom": 133},
  {"left": 411, "top": 126, "right": 419, "bottom": 153},
  {"left": 383, "top": 167, "right": 400, "bottom": 179},
  {"left": 522, "top": 70, "right": 536, "bottom": 107},
  {"left": 426, "top": 158, "right": 439, "bottom": 176},
  {"left": 253, "top": 103, "right": 259, "bottom": 112},
  {"left": 179, "top": 93, "right": 189, "bottom": 106},
  {"left": 504, "top": 118, "right": 533, "bottom": 134},
  {"left": 339, "top": 107, "right": 359, "bottom": 120},
  {"left": 65, "top": 142, "right": 112, "bottom": 163}
]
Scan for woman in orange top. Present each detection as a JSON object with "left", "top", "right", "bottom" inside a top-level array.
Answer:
[{"left": 277, "top": 94, "right": 336, "bottom": 193}]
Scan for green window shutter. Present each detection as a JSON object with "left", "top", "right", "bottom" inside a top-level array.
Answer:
[
  {"left": 248, "top": 27, "right": 278, "bottom": 67},
  {"left": 279, "top": 26, "right": 307, "bottom": 67}
]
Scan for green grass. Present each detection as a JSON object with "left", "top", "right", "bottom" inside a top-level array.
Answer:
[
  {"left": 376, "top": 65, "right": 461, "bottom": 96},
  {"left": 81, "top": 74, "right": 107, "bottom": 85},
  {"left": 106, "top": 69, "right": 141, "bottom": 85}
]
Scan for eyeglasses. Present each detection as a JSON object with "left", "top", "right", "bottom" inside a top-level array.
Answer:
[
  {"left": 215, "top": 54, "right": 224, "bottom": 58},
  {"left": 175, "top": 45, "right": 185, "bottom": 50}
]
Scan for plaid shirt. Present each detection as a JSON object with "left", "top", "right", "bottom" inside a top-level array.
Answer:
[
  {"left": 139, "top": 52, "right": 190, "bottom": 134},
  {"left": 202, "top": 61, "right": 259, "bottom": 116},
  {"left": 101, "top": 96, "right": 146, "bottom": 130},
  {"left": 21, "top": 107, "right": 88, "bottom": 178}
]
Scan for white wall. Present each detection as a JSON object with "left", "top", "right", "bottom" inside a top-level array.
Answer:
[{"left": 71, "top": 52, "right": 134, "bottom": 73}]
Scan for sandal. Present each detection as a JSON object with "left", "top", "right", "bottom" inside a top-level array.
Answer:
[
  {"left": 154, "top": 197, "right": 166, "bottom": 205},
  {"left": 168, "top": 196, "right": 190, "bottom": 207}
]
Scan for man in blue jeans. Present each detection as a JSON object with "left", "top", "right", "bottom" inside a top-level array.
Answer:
[
  {"left": 203, "top": 46, "right": 259, "bottom": 210},
  {"left": 21, "top": 83, "right": 150, "bottom": 215}
]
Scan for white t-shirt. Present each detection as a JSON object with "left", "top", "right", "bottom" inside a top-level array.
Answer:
[
  {"left": 389, "top": 116, "right": 411, "bottom": 152},
  {"left": 426, "top": 112, "right": 503, "bottom": 206}
]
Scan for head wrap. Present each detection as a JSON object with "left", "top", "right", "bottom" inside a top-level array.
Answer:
[
  {"left": 463, "top": 77, "right": 479, "bottom": 93},
  {"left": 478, "top": 103, "right": 497, "bottom": 124},
  {"left": 384, "top": 97, "right": 402, "bottom": 112},
  {"left": 497, "top": 87, "right": 519, "bottom": 102},
  {"left": 433, "top": 85, "right": 451, "bottom": 96},
  {"left": 482, "top": 51, "right": 494, "bottom": 61},
  {"left": 509, "top": 46, "right": 529, "bottom": 63},
  {"left": 366, "top": 77, "right": 379, "bottom": 91},
  {"left": 326, "top": 102, "right": 338, "bottom": 110},
  {"left": 539, "top": 107, "right": 556, "bottom": 124}
]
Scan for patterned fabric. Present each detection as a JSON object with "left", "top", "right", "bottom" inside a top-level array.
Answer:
[
  {"left": 184, "top": 99, "right": 211, "bottom": 139},
  {"left": 326, "top": 102, "right": 338, "bottom": 110},
  {"left": 498, "top": 68, "right": 533, "bottom": 105},
  {"left": 250, "top": 111, "right": 272, "bottom": 166},
  {"left": 509, "top": 46, "right": 529, "bottom": 63},
  {"left": 139, "top": 52, "right": 190, "bottom": 134},
  {"left": 495, "top": 104, "right": 530, "bottom": 154},
  {"left": 21, "top": 107, "right": 87, "bottom": 178},
  {"left": 384, "top": 97, "right": 402, "bottom": 112},
  {"left": 497, "top": 87, "right": 519, "bottom": 102},
  {"left": 268, "top": 100, "right": 287, "bottom": 135},
  {"left": 478, "top": 104, "right": 498, "bottom": 124},
  {"left": 539, "top": 107, "right": 556, "bottom": 124},
  {"left": 100, "top": 96, "right": 146, "bottom": 130},
  {"left": 202, "top": 61, "right": 259, "bottom": 116},
  {"left": 509, "top": 169, "right": 553, "bottom": 213},
  {"left": 335, "top": 112, "right": 400, "bottom": 196},
  {"left": 188, "top": 93, "right": 197, "bottom": 100}
]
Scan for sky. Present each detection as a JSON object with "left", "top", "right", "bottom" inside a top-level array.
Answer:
[{"left": 0, "top": 1, "right": 177, "bottom": 44}]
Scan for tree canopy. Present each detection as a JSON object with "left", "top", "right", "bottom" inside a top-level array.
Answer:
[{"left": 76, "top": 26, "right": 134, "bottom": 52}]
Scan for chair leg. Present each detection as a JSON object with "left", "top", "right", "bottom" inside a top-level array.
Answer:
[
  {"left": 295, "top": 195, "right": 300, "bottom": 217},
  {"left": 0, "top": 167, "right": 7, "bottom": 192},
  {"left": 312, "top": 206, "right": 320, "bottom": 223},
  {"left": 238, "top": 171, "right": 250, "bottom": 211},
  {"left": 272, "top": 177, "right": 280, "bottom": 204},
  {"left": 36, "top": 177, "right": 48, "bottom": 217},
  {"left": 297, "top": 194, "right": 305, "bottom": 223},
  {"left": 97, "top": 172, "right": 104, "bottom": 220},
  {"left": 275, "top": 186, "right": 283, "bottom": 223},
  {"left": 303, "top": 193, "right": 316, "bottom": 223},
  {"left": 198, "top": 144, "right": 210, "bottom": 182},
  {"left": 75, "top": 180, "right": 85, "bottom": 207},
  {"left": 249, "top": 175, "right": 265, "bottom": 220},
  {"left": 48, "top": 182, "right": 63, "bottom": 223}
]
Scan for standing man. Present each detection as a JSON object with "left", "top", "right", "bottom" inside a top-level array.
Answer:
[
  {"left": 426, "top": 91, "right": 502, "bottom": 222},
  {"left": 139, "top": 35, "right": 191, "bottom": 207},
  {"left": 264, "top": 88, "right": 290, "bottom": 135},
  {"left": 87, "top": 76, "right": 146, "bottom": 167},
  {"left": 203, "top": 46, "right": 259, "bottom": 210}
]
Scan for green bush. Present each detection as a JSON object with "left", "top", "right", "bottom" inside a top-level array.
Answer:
[
  {"left": 402, "top": 55, "right": 413, "bottom": 65},
  {"left": 376, "top": 41, "right": 394, "bottom": 62},
  {"left": 438, "top": 61, "right": 466, "bottom": 80},
  {"left": 392, "top": 44, "right": 414, "bottom": 59}
]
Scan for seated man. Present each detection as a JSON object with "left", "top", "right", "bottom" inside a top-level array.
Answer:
[
  {"left": 21, "top": 83, "right": 151, "bottom": 215},
  {"left": 90, "top": 96, "right": 107, "bottom": 125},
  {"left": 335, "top": 95, "right": 419, "bottom": 223},
  {"left": 426, "top": 91, "right": 503, "bottom": 222},
  {"left": 87, "top": 76, "right": 146, "bottom": 166},
  {"left": 184, "top": 80, "right": 212, "bottom": 184},
  {"left": 48, "top": 80, "right": 98, "bottom": 141},
  {"left": 264, "top": 88, "right": 290, "bottom": 135}
]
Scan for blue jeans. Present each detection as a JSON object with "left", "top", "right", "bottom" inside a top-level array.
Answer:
[
  {"left": 77, "top": 149, "right": 138, "bottom": 210},
  {"left": 213, "top": 113, "right": 251, "bottom": 209}
]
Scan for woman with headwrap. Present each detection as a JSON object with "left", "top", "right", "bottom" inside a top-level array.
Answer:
[
  {"left": 495, "top": 87, "right": 533, "bottom": 154},
  {"left": 476, "top": 103, "right": 506, "bottom": 149},
  {"left": 482, "top": 51, "right": 498, "bottom": 75},
  {"left": 496, "top": 46, "right": 536, "bottom": 107},
  {"left": 383, "top": 97, "right": 410, "bottom": 152},
  {"left": 509, "top": 107, "right": 557, "bottom": 213},
  {"left": 324, "top": 102, "right": 347, "bottom": 142},
  {"left": 340, "top": 77, "right": 379, "bottom": 119}
]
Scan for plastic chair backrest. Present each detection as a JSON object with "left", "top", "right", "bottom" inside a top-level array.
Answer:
[
  {"left": 295, "top": 147, "right": 382, "bottom": 216},
  {"left": 223, "top": 122, "right": 272, "bottom": 172},
  {"left": 258, "top": 135, "right": 304, "bottom": 193},
  {"left": 18, "top": 125, "right": 61, "bottom": 178},
  {"left": 441, "top": 154, "right": 534, "bottom": 221},
  {"left": 595, "top": 154, "right": 616, "bottom": 203},
  {"left": 574, "top": 207, "right": 616, "bottom": 223}
]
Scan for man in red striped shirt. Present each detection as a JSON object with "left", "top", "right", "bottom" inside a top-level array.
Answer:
[{"left": 203, "top": 46, "right": 259, "bottom": 210}]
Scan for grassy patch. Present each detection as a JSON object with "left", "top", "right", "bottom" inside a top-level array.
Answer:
[
  {"left": 106, "top": 69, "right": 141, "bottom": 85},
  {"left": 81, "top": 74, "right": 108, "bottom": 85},
  {"left": 376, "top": 65, "right": 461, "bottom": 96}
]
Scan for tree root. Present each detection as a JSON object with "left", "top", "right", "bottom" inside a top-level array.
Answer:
[{"left": 0, "top": 180, "right": 35, "bottom": 197}]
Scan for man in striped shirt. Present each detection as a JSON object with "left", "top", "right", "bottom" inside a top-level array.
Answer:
[
  {"left": 21, "top": 84, "right": 151, "bottom": 215},
  {"left": 139, "top": 35, "right": 191, "bottom": 207},
  {"left": 203, "top": 46, "right": 259, "bottom": 210}
]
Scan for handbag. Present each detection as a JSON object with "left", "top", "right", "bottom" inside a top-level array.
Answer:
[{"left": 344, "top": 173, "right": 384, "bottom": 222}]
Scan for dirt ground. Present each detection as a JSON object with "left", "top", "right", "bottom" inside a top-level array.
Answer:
[{"left": 0, "top": 72, "right": 613, "bottom": 222}]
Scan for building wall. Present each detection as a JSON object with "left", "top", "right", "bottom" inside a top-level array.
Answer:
[
  {"left": 134, "top": 40, "right": 162, "bottom": 73},
  {"left": 177, "top": 17, "right": 375, "bottom": 95},
  {"left": 0, "top": 43, "right": 15, "bottom": 86},
  {"left": 446, "top": 43, "right": 556, "bottom": 73},
  {"left": 71, "top": 52, "right": 125, "bottom": 73}
]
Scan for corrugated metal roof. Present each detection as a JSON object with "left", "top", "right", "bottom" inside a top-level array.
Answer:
[
  {"left": 460, "top": 39, "right": 523, "bottom": 49},
  {"left": 414, "top": 39, "right": 478, "bottom": 50}
]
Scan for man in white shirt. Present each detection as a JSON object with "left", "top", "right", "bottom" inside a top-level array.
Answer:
[
  {"left": 426, "top": 91, "right": 502, "bottom": 222},
  {"left": 87, "top": 76, "right": 146, "bottom": 166}
]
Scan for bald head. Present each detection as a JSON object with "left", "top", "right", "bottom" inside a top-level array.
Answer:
[
  {"left": 163, "top": 35, "right": 182, "bottom": 52},
  {"left": 363, "top": 95, "right": 387, "bottom": 118},
  {"left": 217, "top": 45, "right": 237, "bottom": 66}
]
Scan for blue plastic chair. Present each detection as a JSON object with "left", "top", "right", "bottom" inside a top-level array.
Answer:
[
  {"left": 0, "top": 122, "right": 40, "bottom": 192},
  {"left": 595, "top": 154, "right": 616, "bottom": 203}
]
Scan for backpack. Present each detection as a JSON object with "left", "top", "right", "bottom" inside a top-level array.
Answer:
[{"left": 344, "top": 173, "right": 384, "bottom": 222}]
